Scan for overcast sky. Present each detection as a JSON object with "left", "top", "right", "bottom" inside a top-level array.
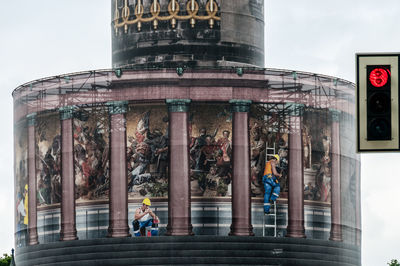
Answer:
[{"left": 1, "top": 1, "right": 399, "bottom": 265}]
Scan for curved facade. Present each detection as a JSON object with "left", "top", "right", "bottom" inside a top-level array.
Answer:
[
  {"left": 13, "top": 1, "right": 360, "bottom": 265},
  {"left": 13, "top": 68, "right": 360, "bottom": 263}
]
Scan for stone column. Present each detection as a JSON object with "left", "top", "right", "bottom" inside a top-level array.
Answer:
[
  {"left": 165, "top": 99, "right": 194, "bottom": 236},
  {"left": 229, "top": 100, "right": 254, "bottom": 236},
  {"left": 107, "top": 101, "right": 130, "bottom": 237},
  {"left": 286, "top": 103, "right": 306, "bottom": 238},
  {"left": 27, "top": 113, "right": 39, "bottom": 245},
  {"left": 59, "top": 106, "right": 78, "bottom": 241},
  {"left": 330, "top": 109, "right": 342, "bottom": 241}
]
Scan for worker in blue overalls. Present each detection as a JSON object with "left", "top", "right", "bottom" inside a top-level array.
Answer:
[
  {"left": 262, "top": 155, "right": 282, "bottom": 214},
  {"left": 133, "top": 198, "right": 159, "bottom": 236}
]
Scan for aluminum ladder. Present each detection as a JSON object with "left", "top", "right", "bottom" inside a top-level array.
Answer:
[
  {"left": 263, "top": 143, "right": 278, "bottom": 237},
  {"left": 262, "top": 201, "right": 277, "bottom": 237}
]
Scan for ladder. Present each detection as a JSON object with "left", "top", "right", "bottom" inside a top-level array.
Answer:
[
  {"left": 263, "top": 142, "right": 278, "bottom": 237},
  {"left": 263, "top": 201, "right": 277, "bottom": 237},
  {"left": 265, "top": 142, "right": 276, "bottom": 163}
]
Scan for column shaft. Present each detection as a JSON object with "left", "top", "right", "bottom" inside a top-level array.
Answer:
[
  {"left": 166, "top": 99, "right": 193, "bottom": 236},
  {"left": 286, "top": 115, "right": 306, "bottom": 238},
  {"left": 108, "top": 101, "right": 130, "bottom": 237},
  {"left": 229, "top": 100, "right": 254, "bottom": 236},
  {"left": 60, "top": 108, "right": 78, "bottom": 241},
  {"left": 330, "top": 111, "right": 342, "bottom": 241},
  {"left": 27, "top": 114, "right": 38, "bottom": 245}
]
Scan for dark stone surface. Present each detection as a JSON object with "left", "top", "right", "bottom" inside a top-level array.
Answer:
[
  {"left": 111, "top": 0, "right": 264, "bottom": 68},
  {"left": 15, "top": 236, "right": 361, "bottom": 266}
]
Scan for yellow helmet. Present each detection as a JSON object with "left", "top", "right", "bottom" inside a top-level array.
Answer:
[
  {"left": 142, "top": 198, "right": 151, "bottom": 206},
  {"left": 24, "top": 184, "right": 28, "bottom": 191},
  {"left": 273, "top": 154, "right": 280, "bottom": 162}
]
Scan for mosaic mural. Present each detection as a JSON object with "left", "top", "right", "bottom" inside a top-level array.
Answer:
[
  {"left": 303, "top": 108, "right": 332, "bottom": 203},
  {"left": 250, "top": 104, "right": 289, "bottom": 197},
  {"left": 126, "top": 104, "right": 169, "bottom": 198},
  {"left": 15, "top": 122, "right": 28, "bottom": 246},
  {"left": 73, "top": 107, "right": 110, "bottom": 201},
  {"left": 36, "top": 113, "right": 61, "bottom": 206},
  {"left": 189, "top": 104, "right": 232, "bottom": 198},
  {"left": 13, "top": 104, "right": 335, "bottom": 210}
]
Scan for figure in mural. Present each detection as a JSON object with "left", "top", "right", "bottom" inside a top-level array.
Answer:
[
  {"left": 304, "top": 182, "right": 319, "bottom": 200},
  {"left": 262, "top": 155, "right": 282, "bottom": 214},
  {"left": 135, "top": 111, "right": 150, "bottom": 143},
  {"left": 73, "top": 110, "right": 110, "bottom": 201},
  {"left": 216, "top": 130, "right": 231, "bottom": 178},
  {"left": 200, "top": 135, "right": 218, "bottom": 172},
  {"left": 316, "top": 154, "right": 331, "bottom": 202},
  {"left": 36, "top": 115, "right": 62, "bottom": 206},
  {"left": 15, "top": 125, "right": 28, "bottom": 246},
  {"left": 132, "top": 198, "right": 159, "bottom": 237},
  {"left": 191, "top": 127, "right": 218, "bottom": 171},
  {"left": 302, "top": 125, "right": 312, "bottom": 169},
  {"left": 301, "top": 110, "right": 333, "bottom": 202},
  {"left": 148, "top": 129, "right": 169, "bottom": 180},
  {"left": 128, "top": 142, "right": 152, "bottom": 191},
  {"left": 203, "top": 166, "right": 219, "bottom": 197},
  {"left": 250, "top": 129, "right": 265, "bottom": 195},
  {"left": 16, "top": 186, "right": 28, "bottom": 247},
  {"left": 188, "top": 105, "right": 233, "bottom": 198},
  {"left": 127, "top": 108, "right": 169, "bottom": 198},
  {"left": 277, "top": 147, "right": 289, "bottom": 192}
]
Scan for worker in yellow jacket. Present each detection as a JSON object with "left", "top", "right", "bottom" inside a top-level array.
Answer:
[{"left": 262, "top": 155, "right": 282, "bottom": 214}]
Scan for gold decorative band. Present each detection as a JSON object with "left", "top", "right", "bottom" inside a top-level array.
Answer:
[{"left": 113, "top": 0, "right": 220, "bottom": 33}]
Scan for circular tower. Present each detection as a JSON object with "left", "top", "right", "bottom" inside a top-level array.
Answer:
[
  {"left": 111, "top": 0, "right": 265, "bottom": 68},
  {"left": 13, "top": 1, "right": 361, "bottom": 265}
]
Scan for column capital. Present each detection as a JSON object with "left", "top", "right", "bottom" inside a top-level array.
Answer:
[
  {"left": 106, "top": 101, "right": 128, "bottom": 115},
  {"left": 229, "top": 99, "right": 252, "bottom": 113},
  {"left": 285, "top": 103, "right": 305, "bottom": 116},
  {"left": 59, "top": 106, "right": 76, "bottom": 120},
  {"left": 330, "top": 108, "right": 341, "bottom": 122},
  {"left": 166, "top": 99, "right": 191, "bottom": 112},
  {"left": 26, "top": 113, "right": 37, "bottom": 126}
]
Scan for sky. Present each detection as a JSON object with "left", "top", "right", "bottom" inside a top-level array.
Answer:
[{"left": 0, "top": 0, "right": 399, "bottom": 265}]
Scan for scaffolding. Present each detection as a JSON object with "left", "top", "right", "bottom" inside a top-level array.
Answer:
[{"left": 12, "top": 67, "right": 356, "bottom": 125}]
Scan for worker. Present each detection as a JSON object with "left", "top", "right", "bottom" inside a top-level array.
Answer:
[
  {"left": 262, "top": 155, "right": 282, "bottom": 214},
  {"left": 133, "top": 198, "right": 159, "bottom": 237}
]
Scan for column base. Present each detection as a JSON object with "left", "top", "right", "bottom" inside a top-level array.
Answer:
[
  {"left": 28, "top": 229, "right": 39, "bottom": 245},
  {"left": 108, "top": 226, "right": 131, "bottom": 238},
  {"left": 60, "top": 228, "right": 78, "bottom": 241},
  {"left": 229, "top": 225, "right": 255, "bottom": 236},
  {"left": 165, "top": 224, "right": 194, "bottom": 236},
  {"left": 329, "top": 223, "right": 342, "bottom": 242},
  {"left": 286, "top": 226, "right": 306, "bottom": 238}
]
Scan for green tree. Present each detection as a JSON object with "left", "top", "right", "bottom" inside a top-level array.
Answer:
[
  {"left": 0, "top": 253, "right": 12, "bottom": 266},
  {"left": 388, "top": 259, "right": 400, "bottom": 266}
]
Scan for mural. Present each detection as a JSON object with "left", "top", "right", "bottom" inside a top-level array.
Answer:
[
  {"left": 36, "top": 114, "right": 61, "bottom": 206},
  {"left": 189, "top": 104, "right": 232, "bottom": 198},
  {"left": 73, "top": 107, "right": 110, "bottom": 201},
  {"left": 15, "top": 122, "right": 28, "bottom": 246},
  {"left": 250, "top": 104, "right": 289, "bottom": 198},
  {"left": 126, "top": 104, "right": 169, "bottom": 198},
  {"left": 303, "top": 108, "right": 332, "bottom": 203}
]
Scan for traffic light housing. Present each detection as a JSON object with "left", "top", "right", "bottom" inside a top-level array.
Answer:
[{"left": 357, "top": 54, "right": 399, "bottom": 152}]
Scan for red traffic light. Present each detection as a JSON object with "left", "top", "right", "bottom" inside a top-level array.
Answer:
[{"left": 369, "top": 68, "right": 390, "bottom": 87}]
